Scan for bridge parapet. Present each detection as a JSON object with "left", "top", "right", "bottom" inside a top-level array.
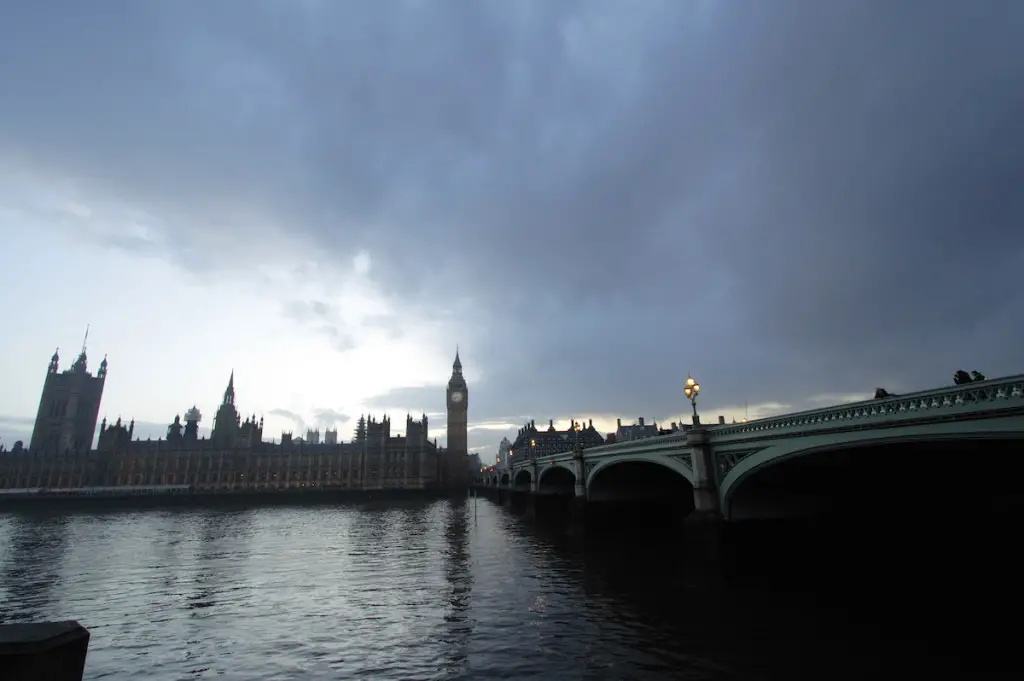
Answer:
[
  {"left": 495, "top": 374, "right": 1024, "bottom": 523},
  {"left": 710, "top": 374, "right": 1024, "bottom": 442},
  {"left": 524, "top": 434, "right": 689, "bottom": 468},
  {"left": 582, "top": 432, "right": 688, "bottom": 457}
]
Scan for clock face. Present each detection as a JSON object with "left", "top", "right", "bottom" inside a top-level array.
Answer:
[{"left": 450, "top": 392, "right": 464, "bottom": 403}]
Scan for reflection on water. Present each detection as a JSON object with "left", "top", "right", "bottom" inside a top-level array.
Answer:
[
  {"left": 442, "top": 501, "right": 472, "bottom": 677},
  {"left": 189, "top": 510, "right": 255, "bottom": 611},
  {"left": 0, "top": 513, "right": 69, "bottom": 623},
  {"left": 0, "top": 498, "right": 1014, "bottom": 679}
]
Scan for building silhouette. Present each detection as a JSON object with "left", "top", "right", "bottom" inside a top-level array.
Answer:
[
  {"left": 614, "top": 417, "right": 660, "bottom": 442},
  {"left": 209, "top": 371, "right": 264, "bottom": 448},
  {"left": 510, "top": 418, "right": 605, "bottom": 460},
  {"left": 4, "top": 348, "right": 474, "bottom": 495},
  {"left": 445, "top": 349, "right": 469, "bottom": 488},
  {"left": 29, "top": 331, "right": 107, "bottom": 454}
]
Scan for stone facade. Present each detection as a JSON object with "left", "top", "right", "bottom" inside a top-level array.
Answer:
[
  {"left": 613, "top": 417, "right": 660, "bottom": 442},
  {"left": 0, "top": 439, "right": 442, "bottom": 492},
  {"left": 3, "top": 406, "right": 442, "bottom": 492},
  {"left": 29, "top": 339, "right": 107, "bottom": 454},
  {"left": 510, "top": 418, "right": 605, "bottom": 460},
  {"left": 445, "top": 350, "right": 470, "bottom": 488},
  {"left": 5, "top": 354, "right": 463, "bottom": 494}
]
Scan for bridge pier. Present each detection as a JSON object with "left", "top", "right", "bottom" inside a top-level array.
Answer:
[
  {"left": 519, "top": 491, "right": 537, "bottom": 518},
  {"left": 570, "top": 495, "right": 588, "bottom": 526},
  {"left": 573, "top": 453, "right": 587, "bottom": 520},
  {"left": 684, "top": 427, "right": 725, "bottom": 565}
]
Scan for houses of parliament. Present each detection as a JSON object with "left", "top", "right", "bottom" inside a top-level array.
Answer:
[{"left": 0, "top": 340, "right": 470, "bottom": 495}]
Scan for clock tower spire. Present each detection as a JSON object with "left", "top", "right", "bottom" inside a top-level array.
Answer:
[{"left": 445, "top": 347, "right": 469, "bottom": 490}]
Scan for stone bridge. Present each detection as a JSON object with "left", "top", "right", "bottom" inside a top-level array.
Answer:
[{"left": 479, "top": 374, "right": 1024, "bottom": 522}]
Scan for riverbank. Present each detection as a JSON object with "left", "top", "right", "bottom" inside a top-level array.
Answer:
[{"left": 0, "top": 486, "right": 465, "bottom": 511}]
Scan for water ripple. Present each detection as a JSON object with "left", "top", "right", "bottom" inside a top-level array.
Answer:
[
  {"left": 0, "top": 497, "right": 981, "bottom": 679},
  {"left": 0, "top": 500, "right": 730, "bottom": 679}
]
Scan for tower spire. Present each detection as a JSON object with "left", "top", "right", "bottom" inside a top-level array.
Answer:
[
  {"left": 453, "top": 346, "right": 462, "bottom": 374},
  {"left": 223, "top": 370, "right": 235, "bottom": 405},
  {"left": 71, "top": 325, "right": 89, "bottom": 372}
]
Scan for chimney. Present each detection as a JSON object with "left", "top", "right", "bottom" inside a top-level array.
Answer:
[
  {"left": 588, "top": 418, "right": 593, "bottom": 428},
  {"left": 718, "top": 415, "right": 726, "bottom": 425},
  {"left": 617, "top": 418, "right": 621, "bottom": 428},
  {"left": 549, "top": 419, "right": 553, "bottom": 428},
  {"left": 639, "top": 417, "right": 645, "bottom": 427}
]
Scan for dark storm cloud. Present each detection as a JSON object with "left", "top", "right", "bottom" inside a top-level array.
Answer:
[
  {"left": 281, "top": 300, "right": 358, "bottom": 351},
  {"left": 266, "top": 407, "right": 350, "bottom": 434},
  {"left": 312, "top": 408, "right": 350, "bottom": 427},
  {"left": 3, "top": 1, "right": 1024, "bottom": 425},
  {"left": 267, "top": 408, "right": 306, "bottom": 434},
  {"left": 364, "top": 386, "right": 448, "bottom": 420}
]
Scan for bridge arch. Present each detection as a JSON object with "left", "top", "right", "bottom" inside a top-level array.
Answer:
[
  {"left": 536, "top": 463, "right": 576, "bottom": 494},
  {"left": 513, "top": 468, "right": 532, "bottom": 490},
  {"left": 586, "top": 454, "right": 695, "bottom": 501},
  {"left": 721, "top": 428, "right": 1024, "bottom": 521},
  {"left": 499, "top": 472, "right": 509, "bottom": 486}
]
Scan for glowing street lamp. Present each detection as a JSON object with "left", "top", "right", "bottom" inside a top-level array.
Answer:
[
  {"left": 684, "top": 375, "right": 701, "bottom": 425},
  {"left": 572, "top": 421, "right": 584, "bottom": 457}
]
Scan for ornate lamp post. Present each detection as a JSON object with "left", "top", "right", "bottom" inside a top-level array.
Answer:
[
  {"left": 684, "top": 375, "right": 701, "bottom": 426},
  {"left": 571, "top": 421, "right": 584, "bottom": 468}
]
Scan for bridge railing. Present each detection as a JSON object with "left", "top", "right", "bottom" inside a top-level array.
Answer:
[
  {"left": 577, "top": 432, "right": 689, "bottom": 457},
  {"left": 506, "top": 432, "right": 690, "bottom": 468},
  {"left": 709, "top": 374, "right": 1024, "bottom": 439}
]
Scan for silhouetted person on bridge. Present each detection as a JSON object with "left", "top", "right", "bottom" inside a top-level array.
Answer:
[{"left": 953, "top": 369, "right": 987, "bottom": 386}]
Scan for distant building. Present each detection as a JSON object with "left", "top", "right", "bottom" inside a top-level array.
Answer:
[
  {"left": 30, "top": 334, "right": 107, "bottom": 454},
  {"left": 5, "top": 345, "right": 470, "bottom": 495},
  {"left": 97, "top": 416, "right": 134, "bottom": 451},
  {"left": 497, "top": 437, "right": 511, "bottom": 471},
  {"left": 445, "top": 350, "right": 470, "bottom": 487},
  {"left": 614, "top": 417, "right": 659, "bottom": 442},
  {"left": 103, "top": 405, "right": 203, "bottom": 452},
  {"left": 209, "top": 372, "right": 264, "bottom": 449},
  {"left": 306, "top": 427, "right": 321, "bottom": 444},
  {"left": 510, "top": 418, "right": 605, "bottom": 460}
]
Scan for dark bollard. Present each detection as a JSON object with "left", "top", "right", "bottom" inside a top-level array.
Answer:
[{"left": 0, "top": 621, "right": 91, "bottom": 681}]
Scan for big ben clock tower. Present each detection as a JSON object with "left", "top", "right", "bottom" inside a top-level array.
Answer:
[{"left": 445, "top": 349, "right": 469, "bottom": 487}]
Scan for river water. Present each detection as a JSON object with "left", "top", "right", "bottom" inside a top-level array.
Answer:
[{"left": 0, "top": 497, "right": 1011, "bottom": 679}]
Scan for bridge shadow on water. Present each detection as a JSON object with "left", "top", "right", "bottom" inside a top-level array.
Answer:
[
  {"left": 721, "top": 438, "right": 1024, "bottom": 678},
  {"left": 506, "top": 438, "right": 1024, "bottom": 679}
]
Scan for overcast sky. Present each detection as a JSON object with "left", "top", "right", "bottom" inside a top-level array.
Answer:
[{"left": 2, "top": 1, "right": 1022, "bottom": 457}]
